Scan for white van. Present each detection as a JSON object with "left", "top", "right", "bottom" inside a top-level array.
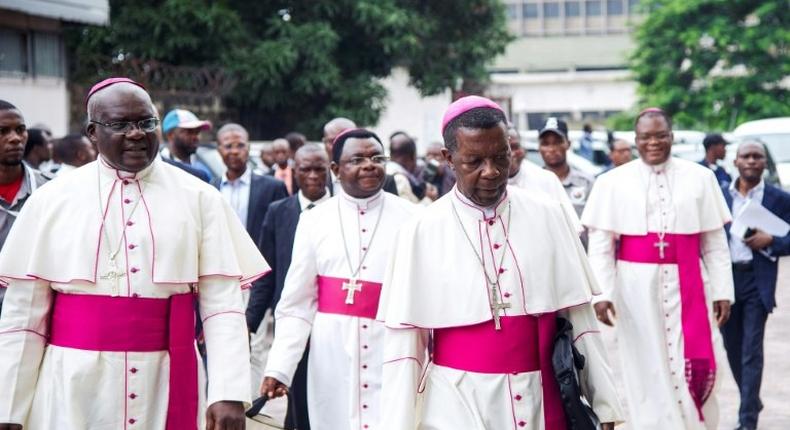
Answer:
[{"left": 732, "top": 117, "right": 790, "bottom": 190}]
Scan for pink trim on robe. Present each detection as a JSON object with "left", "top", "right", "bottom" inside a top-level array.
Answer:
[
  {"left": 316, "top": 275, "right": 382, "bottom": 319},
  {"left": 48, "top": 293, "right": 198, "bottom": 430},
  {"left": 432, "top": 314, "right": 567, "bottom": 430},
  {"left": 618, "top": 232, "right": 715, "bottom": 421}
]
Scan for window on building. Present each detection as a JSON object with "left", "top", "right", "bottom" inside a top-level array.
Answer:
[
  {"left": 565, "top": 1, "right": 581, "bottom": 16},
  {"left": 506, "top": 3, "right": 519, "bottom": 20},
  {"left": 0, "top": 29, "right": 27, "bottom": 75},
  {"left": 586, "top": 0, "right": 602, "bottom": 16},
  {"left": 628, "top": 0, "right": 641, "bottom": 13},
  {"left": 33, "top": 32, "right": 62, "bottom": 77},
  {"left": 607, "top": 0, "right": 624, "bottom": 15},
  {"left": 523, "top": 2, "right": 539, "bottom": 18},
  {"left": 543, "top": 2, "right": 560, "bottom": 18}
]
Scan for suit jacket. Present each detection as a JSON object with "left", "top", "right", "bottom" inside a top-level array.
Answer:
[
  {"left": 268, "top": 166, "right": 299, "bottom": 196},
  {"left": 162, "top": 156, "right": 210, "bottom": 182},
  {"left": 212, "top": 172, "right": 289, "bottom": 242},
  {"left": 246, "top": 195, "right": 301, "bottom": 332},
  {"left": 699, "top": 159, "right": 732, "bottom": 187},
  {"left": 723, "top": 182, "right": 790, "bottom": 310}
]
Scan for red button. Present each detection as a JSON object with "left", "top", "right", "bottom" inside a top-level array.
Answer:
[
  {"left": 514, "top": 394, "right": 522, "bottom": 401},
  {"left": 127, "top": 221, "right": 134, "bottom": 226},
  {"left": 129, "top": 393, "right": 137, "bottom": 399},
  {"left": 130, "top": 267, "right": 139, "bottom": 273},
  {"left": 362, "top": 266, "right": 367, "bottom": 270},
  {"left": 504, "top": 292, "right": 511, "bottom": 298},
  {"left": 362, "top": 324, "right": 368, "bottom": 329},
  {"left": 499, "top": 268, "right": 505, "bottom": 274},
  {"left": 493, "top": 243, "right": 501, "bottom": 249},
  {"left": 362, "top": 229, "right": 367, "bottom": 233},
  {"left": 363, "top": 384, "right": 368, "bottom": 388},
  {"left": 132, "top": 293, "right": 139, "bottom": 298},
  {"left": 123, "top": 180, "right": 130, "bottom": 185},
  {"left": 363, "top": 345, "right": 368, "bottom": 349},
  {"left": 124, "top": 199, "right": 131, "bottom": 204},
  {"left": 518, "top": 421, "right": 526, "bottom": 427},
  {"left": 488, "top": 220, "right": 495, "bottom": 226},
  {"left": 129, "top": 418, "right": 136, "bottom": 424},
  {"left": 362, "top": 365, "right": 368, "bottom": 369},
  {"left": 363, "top": 404, "right": 368, "bottom": 409},
  {"left": 130, "top": 368, "right": 138, "bottom": 373},
  {"left": 363, "top": 426, "right": 368, "bottom": 429},
  {"left": 360, "top": 211, "right": 366, "bottom": 215},
  {"left": 362, "top": 247, "right": 367, "bottom": 251},
  {"left": 128, "top": 244, "right": 136, "bottom": 250}
]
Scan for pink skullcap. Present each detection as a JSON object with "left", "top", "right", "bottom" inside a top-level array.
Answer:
[
  {"left": 441, "top": 95, "right": 504, "bottom": 134},
  {"left": 331, "top": 127, "right": 364, "bottom": 147},
  {"left": 638, "top": 107, "right": 665, "bottom": 116},
  {"left": 85, "top": 77, "right": 146, "bottom": 106}
]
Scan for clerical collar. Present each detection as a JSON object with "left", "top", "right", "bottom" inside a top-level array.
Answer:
[
  {"left": 452, "top": 185, "right": 508, "bottom": 221},
  {"left": 298, "top": 188, "right": 330, "bottom": 210},
  {"left": 98, "top": 155, "right": 157, "bottom": 181},
  {"left": 639, "top": 157, "right": 672, "bottom": 174},
  {"left": 339, "top": 188, "right": 384, "bottom": 210}
]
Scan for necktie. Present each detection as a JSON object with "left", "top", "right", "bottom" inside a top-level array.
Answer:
[{"left": 306, "top": 203, "right": 315, "bottom": 210}]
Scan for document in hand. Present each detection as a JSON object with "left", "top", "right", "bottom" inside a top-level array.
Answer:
[{"left": 730, "top": 199, "right": 790, "bottom": 239}]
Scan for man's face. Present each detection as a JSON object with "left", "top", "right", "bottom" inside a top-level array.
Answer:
[
  {"left": 260, "top": 147, "right": 274, "bottom": 167},
  {"left": 508, "top": 130, "right": 525, "bottom": 177},
  {"left": 273, "top": 145, "right": 290, "bottom": 167},
  {"left": 295, "top": 152, "right": 329, "bottom": 201},
  {"left": 217, "top": 131, "right": 249, "bottom": 173},
  {"left": 332, "top": 138, "right": 386, "bottom": 198},
  {"left": 538, "top": 132, "right": 568, "bottom": 169},
  {"left": 635, "top": 115, "right": 673, "bottom": 165},
  {"left": 87, "top": 92, "right": 159, "bottom": 172},
  {"left": 734, "top": 143, "right": 766, "bottom": 183},
  {"left": 610, "top": 141, "right": 632, "bottom": 167},
  {"left": 443, "top": 124, "right": 510, "bottom": 207},
  {"left": 169, "top": 127, "right": 201, "bottom": 156},
  {"left": 425, "top": 146, "right": 446, "bottom": 175},
  {"left": 0, "top": 109, "right": 27, "bottom": 167},
  {"left": 712, "top": 143, "right": 727, "bottom": 160}
]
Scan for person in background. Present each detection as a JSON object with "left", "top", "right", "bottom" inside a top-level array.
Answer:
[
  {"left": 270, "top": 138, "right": 296, "bottom": 195},
  {"left": 257, "top": 142, "right": 275, "bottom": 175},
  {"left": 700, "top": 133, "right": 732, "bottom": 187},
  {"left": 422, "top": 142, "right": 455, "bottom": 197},
  {"left": 578, "top": 123, "right": 595, "bottom": 161},
  {"left": 285, "top": 131, "right": 307, "bottom": 158},
  {"left": 721, "top": 141, "right": 790, "bottom": 430},
  {"left": 160, "top": 108, "right": 214, "bottom": 181},
  {"left": 22, "top": 128, "right": 51, "bottom": 171},
  {"left": 598, "top": 138, "right": 633, "bottom": 175},
  {"left": 387, "top": 131, "right": 437, "bottom": 204},
  {"left": 52, "top": 133, "right": 97, "bottom": 176}
]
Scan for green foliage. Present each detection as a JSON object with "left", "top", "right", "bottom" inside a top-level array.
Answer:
[
  {"left": 66, "top": 0, "right": 511, "bottom": 138},
  {"left": 630, "top": 0, "right": 790, "bottom": 130}
]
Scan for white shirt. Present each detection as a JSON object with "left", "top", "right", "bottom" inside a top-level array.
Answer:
[
  {"left": 220, "top": 168, "right": 252, "bottom": 227},
  {"left": 297, "top": 189, "right": 330, "bottom": 212},
  {"left": 728, "top": 179, "right": 765, "bottom": 263}
]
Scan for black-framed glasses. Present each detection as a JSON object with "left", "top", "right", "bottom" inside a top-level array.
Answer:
[
  {"left": 342, "top": 155, "right": 390, "bottom": 166},
  {"left": 90, "top": 117, "right": 159, "bottom": 134}
]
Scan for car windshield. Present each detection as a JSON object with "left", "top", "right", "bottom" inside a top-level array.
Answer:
[{"left": 752, "top": 134, "right": 790, "bottom": 163}]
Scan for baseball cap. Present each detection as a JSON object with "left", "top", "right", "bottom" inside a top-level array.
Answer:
[
  {"left": 539, "top": 117, "right": 568, "bottom": 140},
  {"left": 162, "top": 109, "right": 212, "bottom": 134}
]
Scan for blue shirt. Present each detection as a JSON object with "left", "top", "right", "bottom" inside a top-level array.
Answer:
[
  {"left": 728, "top": 179, "right": 765, "bottom": 263},
  {"left": 220, "top": 168, "right": 251, "bottom": 228}
]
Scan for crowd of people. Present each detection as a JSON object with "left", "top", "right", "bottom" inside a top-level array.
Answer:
[{"left": 0, "top": 77, "right": 787, "bottom": 430}]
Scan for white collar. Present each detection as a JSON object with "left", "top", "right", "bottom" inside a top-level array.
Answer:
[
  {"left": 452, "top": 185, "right": 508, "bottom": 221},
  {"left": 298, "top": 189, "right": 330, "bottom": 210},
  {"left": 98, "top": 155, "right": 157, "bottom": 181},
  {"left": 729, "top": 178, "right": 764, "bottom": 198},
  {"left": 339, "top": 188, "right": 384, "bottom": 210},
  {"left": 222, "top": 167, "right": 251, "bottom": 185}
]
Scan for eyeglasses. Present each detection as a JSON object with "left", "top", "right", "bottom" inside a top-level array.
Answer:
[
  {"left": 90, "top": 118, "right": 159, "bottom": 134},
  {"left": 342, "top": 155, "right": 390, "bottom": 166},
  {"left": 220, "top": 142, "right": 248, "bottom": 151}
]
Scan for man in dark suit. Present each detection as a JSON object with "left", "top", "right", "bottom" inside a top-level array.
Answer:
[
  {"left": 248, "top": 143, "right": 330, "bottom": 430},
  {"left": 214, "top": 123, "right": 288, "bottom": 242},
  {"left": 700, "top": 133, "right": 732, "bottom": 187},
  {"left": 721, "top": 140, "right": 790, "bottom": 430}
]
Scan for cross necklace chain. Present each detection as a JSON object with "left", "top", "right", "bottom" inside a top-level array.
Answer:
[
  {"left": 96, "top": 164, "right": 145, "bottom": 296},
  {"left": 337, "top": 197, "right": 385, "bottom": 305},
  {"left": 451, "top": 201, "right": 512, "bottom": 330},
  {"left": 649, "top": 165, "right": 673, "bottom": 259}
]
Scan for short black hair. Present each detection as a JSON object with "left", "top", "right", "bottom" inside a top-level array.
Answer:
[
  {"left": 442, "top": 107, "right": 507, "bottom": 153},
  {"left": 53, "top": 133, "right": 87, "bottom": 164},
  {"left": 702, "top": 133, "right": 727, "bottom": 151},
  {"left": 635, "top": 108, "right": 673, "bottom": 130},
  {"left": 23, "top": 128, "right": 47, "bottom": 158},
  {"left": 0, "top": 100, "right": 18, "bottom": 111},
  {"left": 332, "top": 129, "right": 383, "bottom": 163},
  {"left": 389, "top": 131, "right": 416, "bottom": 158}
]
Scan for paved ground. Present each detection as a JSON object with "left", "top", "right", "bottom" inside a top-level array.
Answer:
[{"left": 602, "top": 258, "right": 790, "bottom": 429}]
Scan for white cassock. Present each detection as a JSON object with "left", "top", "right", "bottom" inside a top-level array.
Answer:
[
  {"left": 0, "top": 158, "right": 268, "bottom": 429},
  {"left": 508, "top": 160, "right": 582, "bottom": 232},
  {"left": 377, "top": 186, "right": 623, "bottom": 430},
  {"left": 264, "top": 190, "right": 417, "bottom": 430},
  {"left": 581, "top": 158, "right": 733, "bottom": 429}
]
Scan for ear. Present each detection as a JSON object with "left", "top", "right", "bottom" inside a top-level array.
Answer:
[
  {"left": 441, "top": 147, "right": 454, "bottom": 170},
  {"left": 86, "top": 123, "right": 99, "bottom": 144},
  {"left": 330, "top": 161, "right": 339, "bottom": 178}
]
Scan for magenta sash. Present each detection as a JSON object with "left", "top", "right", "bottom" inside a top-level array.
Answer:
[
  {"left": 316, "top": 275, "right": 382, "bottom": 319},
  {"left": 618, "top": 233, "right": 715, "bottom": 420},
  {"left": 433, "top": 314, "right": 566, "bottom": 430},
  {"left": 49, "top": 293, "right": 198, "bottom": 430}
]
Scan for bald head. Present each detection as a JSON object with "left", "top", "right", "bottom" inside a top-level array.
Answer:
[
  {"left": 736, "top": 140, "right": 766, "bottom": 157},
  {"left": 323, "top": 118, "right": 356, "bottom": 140},
  {"left": 295, "top": 142, "right": 328, "bottom": 163},
  {"left": 87, "top": 83, "right": 152, "bottom": 122}
]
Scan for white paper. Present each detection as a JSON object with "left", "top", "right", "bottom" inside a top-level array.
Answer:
[{"left": 731, "top": 200, "right": 790, "bottom": 239}]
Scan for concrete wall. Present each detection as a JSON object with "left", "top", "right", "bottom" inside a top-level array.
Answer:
[
  {"left": 0, "top": 76, "right": 70, "bottom": 135},
  {"left": 373, "top": 67, "right": 451, "bottom": 155}
]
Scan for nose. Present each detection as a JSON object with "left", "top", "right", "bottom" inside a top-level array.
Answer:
[
  {"left": 125, "top": 125, "right": 146, "bottom": 140},
  {"left": 480, "top": 159, "right": 501, "bottom": 179}
]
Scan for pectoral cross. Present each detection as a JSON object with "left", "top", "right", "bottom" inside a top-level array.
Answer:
[
  {"left": 100, "top": 260, "right": 126, "bottom": 296},
  {"left": 654, "top": 238, "right": 669, "bottom": 259},
  {"left": 491, "top": 290, "right": 511, "bottom": 330},
  {"left": 342, "top": 278, "right": 363, "bottom": 305}
]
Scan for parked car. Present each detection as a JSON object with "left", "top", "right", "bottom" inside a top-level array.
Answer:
[{"left": 732, "top": 117, "right": 790, "bottom": 190}]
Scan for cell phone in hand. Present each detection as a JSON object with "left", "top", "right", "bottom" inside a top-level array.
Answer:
[{"left": 744, "top": 228, "right": 756, "bottom": 239}]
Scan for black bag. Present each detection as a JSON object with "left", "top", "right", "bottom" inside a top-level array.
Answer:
[
  {"left": 552, "top": 317, "right": 601, "bottom": 430},
  {"left": 246, "top": 394, "right": 299, "bottom": 430}
]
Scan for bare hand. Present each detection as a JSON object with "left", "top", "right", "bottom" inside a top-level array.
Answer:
[
  {"left": 0, "top": 424, "right": 23, "bottom": 430},
  {"left": 714, "top": 300, "right": 731, "bottom": 327},
  {"left": 425, "top": 183, "right": 439, "bottom": 201},
  {"left": 206, "top": 400, "right": 245, "bottom": 430},
  {"left": 260, "top": 376, "right": 289, "bottom": 399},
  {"left": 601, "top": 423, "right": 615, "bottom": 430},
  {"left": 744, "top": 230, "right": 773, "bottom": 250},
  {"left": 594, "top": 301, "right": 616, "bottom": 326}
]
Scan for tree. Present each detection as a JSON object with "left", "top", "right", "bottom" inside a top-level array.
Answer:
[
  {"left": 629, "top": 0, "right": 789, "bottom": 131},
  {"left": 66, "top": 0, "right": 511, "bottom": 139}
]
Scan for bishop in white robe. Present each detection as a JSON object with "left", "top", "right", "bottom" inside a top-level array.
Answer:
[
  {"left": 262, "top": 129, "right": 417, "bottom": 430},
  {"left": 581, "top": 108, "right": 733, "bottom": 429},
  {"left": 377, "top": 96, "right": 623, "bottom": 430},
  {"left": 0, "top": 79, "right": 268, "bottom": 430}
]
